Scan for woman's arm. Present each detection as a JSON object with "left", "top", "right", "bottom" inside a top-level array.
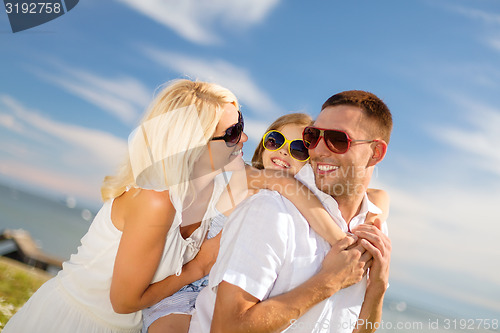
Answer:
[
  {"left": 117, "top": 231, "right": 221, "bottom": 314},
  {"left": 110, "top": 189, "right": 218, "bottom": 314},
  {"left": 365, "top": 189, "right": 390, "bottom": 225},
  {"left": 244, "top": 165, "right": 345, "bottom": 245}
]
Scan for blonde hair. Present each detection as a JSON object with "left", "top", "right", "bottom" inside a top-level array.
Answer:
[
  {"left": 251, "top": 112, "right": 313, "bottom": 169},
  {"left": 101, "top": 79, "right": 238, "bottom": 204}
]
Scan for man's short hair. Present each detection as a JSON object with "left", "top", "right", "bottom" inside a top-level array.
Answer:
[{"left": 322, "top": 90, "right": 393, "bottom": 144}]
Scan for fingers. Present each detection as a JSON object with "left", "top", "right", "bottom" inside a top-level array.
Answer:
[
  {"left": 363, "top": 258, "right": 373, "bottom": 276},
  {"left": 359, "top": 246, "right": 373, "bottom": 262},
  {"left": 360, "top": 239, "right": 382, "bottom": 261},
  {"left": 346, "top": 242, "right": 368, "bottom": 259},
  {"left": 364, "top": 212, "right": 376, "bottom": 225},
  {"left": 356, "top": 232, "right": 385, "bottom": 257},
  {"left": 359, "top": 250, "right": 373, "bottom": 278},
  {"left": 334, "top": 234, "right": 357, "bottom": 251},
  {"left": 359, "top": 245, "right": 373, "bottom": 277},
  {"left": 352, "top": 225, "right": 390, "bottom": 256},
  {"left": 352, "top": 223, "right": 382, "bottom": 234},
  {"left": 372, "top": 218, "right": 383, "bottom": 231}
]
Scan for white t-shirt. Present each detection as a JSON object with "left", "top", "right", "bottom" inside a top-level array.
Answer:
[{"left": 189, "top": 164, "right": 387, "bottom": 333}]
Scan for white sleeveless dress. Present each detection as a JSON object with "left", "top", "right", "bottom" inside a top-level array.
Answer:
[
  {"left": 3, "top": 173, "right": 229, "bottom": 333},
  {"left": 141, "top": 211, "right": 227, "bottom": 331}
]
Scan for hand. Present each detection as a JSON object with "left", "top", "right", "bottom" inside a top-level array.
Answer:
[
  {"left": 351, "top": 220, "right": 391, "bottom": 291},
  {"left": 192, "top": 231, "right": 222, "bottom": 276},
  {"left": 364, "top": 213, "right": 381, "bottom": 225},
  {"left": 318, "top": 235, "right": 373, "bottom": 293}
]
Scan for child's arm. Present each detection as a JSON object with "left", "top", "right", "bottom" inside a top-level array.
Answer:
[
  {"left": 365, "top": 189, "right": 390, "bottom": 225},
  {"left": 244, "top": 165, "right": 345, "bottom": 245}
]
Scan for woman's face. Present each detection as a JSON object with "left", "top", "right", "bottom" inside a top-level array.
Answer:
[
  {"left": 208, "top": 102, "right": 247, "bottom": 172},
  {"left": 262, "top": 123, "right": 308, "bottom": 176}
]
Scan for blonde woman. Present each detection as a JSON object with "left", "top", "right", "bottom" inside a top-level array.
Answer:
[{"left": 4, "top": 80, "right": 249, "bottom": 332}]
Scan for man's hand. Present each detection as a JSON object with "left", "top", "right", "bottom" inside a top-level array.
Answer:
[
  {"left": 350, "top": 220, "right": 391, "bottom": 332},
  {"left": 351, "top": 220, "right": 391, "bottom": 292},
  {"left": 318, "top": 235, "right": 373, "bottom": 294},
  {"left": 211, "top": 235, "right": 374, "bottom": 333}
]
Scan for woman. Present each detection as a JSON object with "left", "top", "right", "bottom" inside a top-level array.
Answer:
[
  {"left": 143, "top": 112, "right": 389, "bottom": 332},
  {"left": 4, "top": 79, "right": 248, "bottom": 333}
]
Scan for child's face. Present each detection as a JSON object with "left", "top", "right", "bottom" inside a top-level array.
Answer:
[{"left": 262, "top": 124, "right": 308, "bottom": 176}]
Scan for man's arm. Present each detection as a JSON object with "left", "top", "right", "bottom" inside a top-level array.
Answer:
[
  {"left": 211, "top": 237, "right": 373, "bottom": 333},
  {"left": 352, "top": 220, "right": 391, "bottom": 333}
]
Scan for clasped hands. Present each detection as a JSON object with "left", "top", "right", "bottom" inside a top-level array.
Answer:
[{"left": 319, "top": 220, "right": 391, "bottom": 294}]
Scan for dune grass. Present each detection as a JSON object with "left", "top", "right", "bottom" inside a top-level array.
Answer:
[{"left": 0, "top": 257, "right": 51, "bottom": 330}]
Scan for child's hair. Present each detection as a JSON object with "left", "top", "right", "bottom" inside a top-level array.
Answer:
[
  {"left": 251, "top": 113, "right": 313, "bottom": 169},
  {"left": 101, "top": 79, "right": 238, "bottom": 204}
]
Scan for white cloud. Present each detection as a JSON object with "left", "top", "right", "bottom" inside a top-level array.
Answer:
[
  {"left": 0, "top": 113, "right": 25, "bottom": 134},
  {"left": 390, "top": 263, "right": 500, "bottom": 315},
  {"left": 0, "top": 95, "right": 127, "bottom": 204},
  {"left": 28, "top": 64, "right": 151, "bottom": 126},
  {"left": 381, "top": 178, "right": 500, "bottom": 314},
  {"left": 142, "top": 47, "right": 283, "bottom": 116},
  {"left": 1, "top": 95, "right": 127, "bottom": 161},
  {"left": 0, "top": 140, "right": 31, "bottom": 159},
  {"left": 372, "top": 91, "right": 500, "bottom": 314},
  {"left": 115, "top": 0, "right": 280, "bottom": 45},
  {"left": 244, "top": 118, "right": 269, "bottom": 144},
  {"left": 485, "top": 37, "right": 500, "bottom": 52},
  {"left": 446, "top": 4, "right": 500, "bottom": 25},
  {"left": 428, "top": 96, "right": 500, "bottom": 176},
  {"left": 440, "top": 4, "right": 500, "bottom": 55},
  {"left": 0, "top": 160, "right": 101, "bottom": 204}
]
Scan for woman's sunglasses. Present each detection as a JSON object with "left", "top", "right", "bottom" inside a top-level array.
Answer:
[
  {"left": 211, "top": 111, "right": 244, "bottom": 147},
  {"left": 302, "top": 126, "right": 378, "bottom": 154},
  {"left": 262, "top": 130, "right": 310, "bottom": 162}
]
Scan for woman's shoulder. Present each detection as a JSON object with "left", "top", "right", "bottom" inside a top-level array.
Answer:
[
  {"left": 115, "top": 189, "right": 175, "bottom": 227},
  {"left": 134, "top": 188, "right": 170, "bottom": 204}
]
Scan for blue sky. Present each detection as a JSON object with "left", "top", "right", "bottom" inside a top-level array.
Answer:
[{"left": 1, "top": 0, "right": 499, "bottom": 319}]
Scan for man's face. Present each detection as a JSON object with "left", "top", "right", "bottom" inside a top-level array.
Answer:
[{"left": 309, "top": 105, "right": 376, "bottom": 199}]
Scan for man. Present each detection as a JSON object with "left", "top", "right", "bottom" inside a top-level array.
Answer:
[{"left": 190, "top": 90, "right": 392, "bottom": 332}]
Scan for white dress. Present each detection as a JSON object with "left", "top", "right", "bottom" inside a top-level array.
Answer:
[
  {"left": 141, "top": 211, "right": 227, "bottom": 331},
  {"left": 3, "top": 173, "right": 229, "bottom": 333}
]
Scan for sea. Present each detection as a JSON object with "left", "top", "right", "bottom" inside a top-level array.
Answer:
[{"left": 0, "top": 183, "right": 498, "bottom": 332}]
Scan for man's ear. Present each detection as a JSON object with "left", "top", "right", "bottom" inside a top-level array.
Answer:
[{"left": 368, "top": 140, "right": 387, "bottom": 167}]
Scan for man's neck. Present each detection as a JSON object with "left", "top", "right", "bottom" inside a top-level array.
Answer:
[{"left": 334, "top": 193, "right": 365, "bottom": 226}]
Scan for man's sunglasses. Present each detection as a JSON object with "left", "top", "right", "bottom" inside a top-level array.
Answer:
[
  {"left": 263, "top": 130, "right": 310, "bottom": 162},
  {"left": 211, "top": 111, "right": 244, "bottom": 147},
  {"left": 302, "top": 126, "right": 379, "bottom": 154}
]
